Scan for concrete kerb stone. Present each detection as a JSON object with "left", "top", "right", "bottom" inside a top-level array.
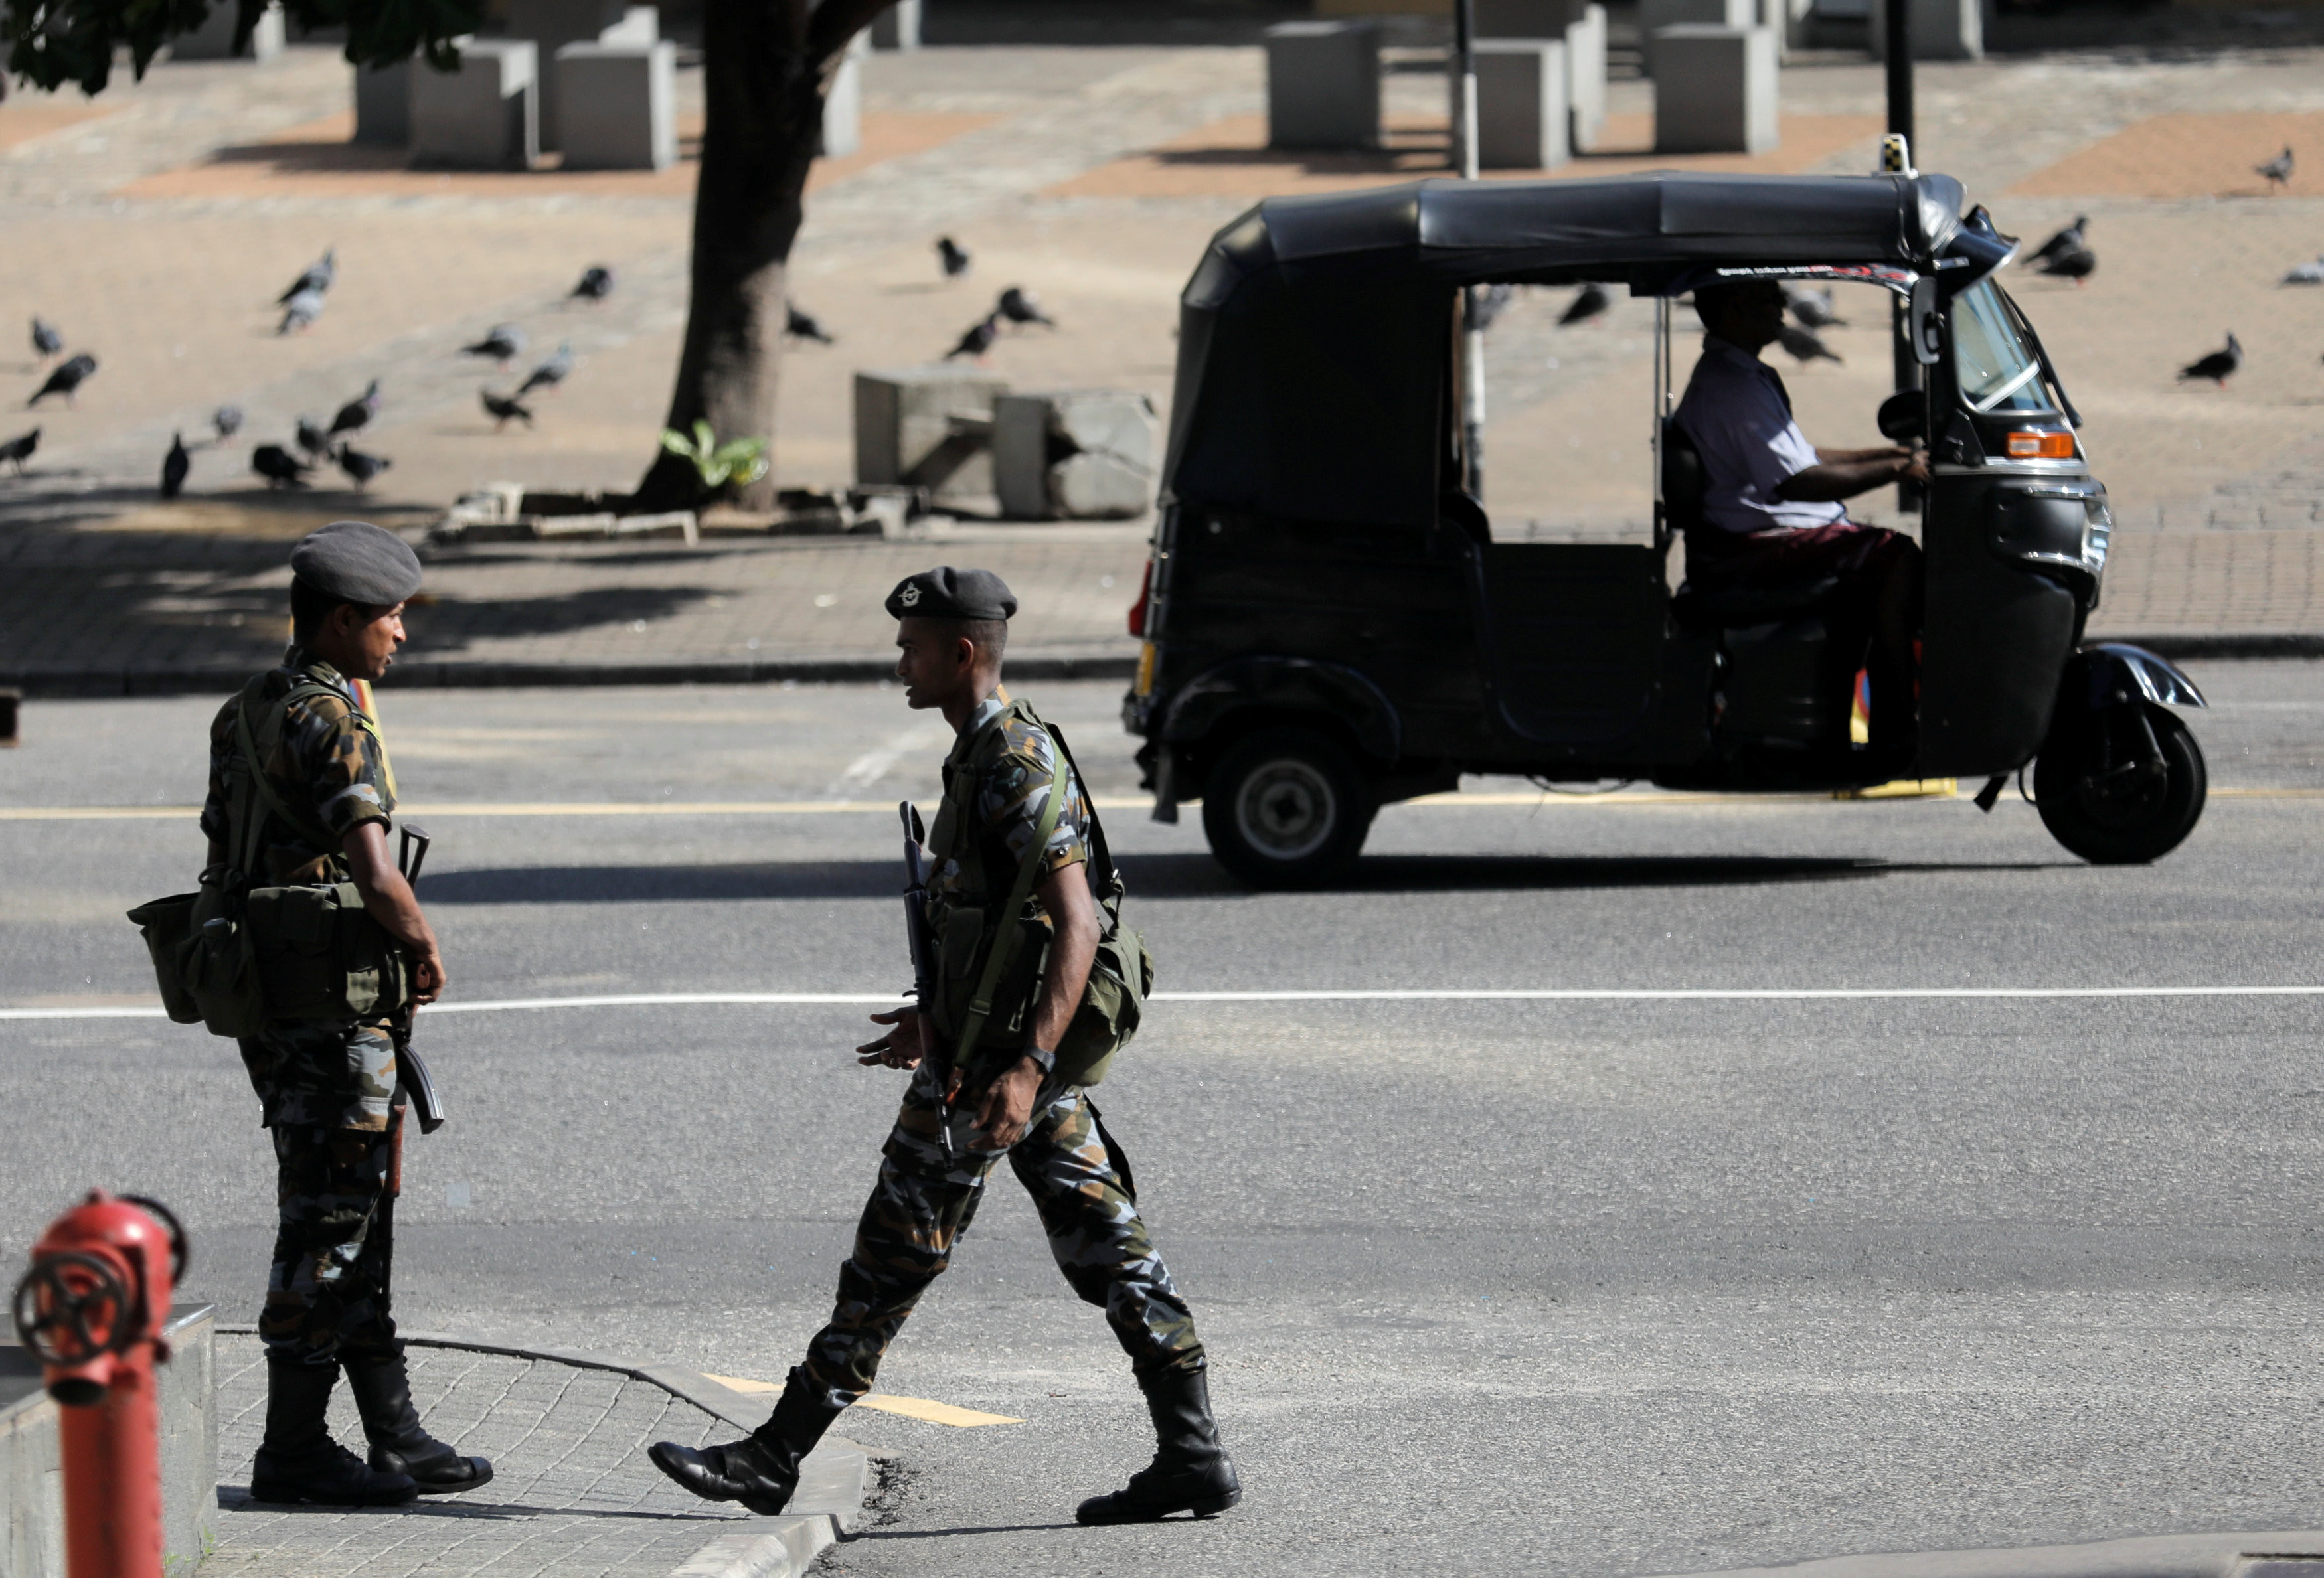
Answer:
[
  {"left": 212, "top": 1324, "right": 888, "bottom": 1578},
  {"left": 1641, "top": 1528, "right": 2324, "bottom": 1578}
]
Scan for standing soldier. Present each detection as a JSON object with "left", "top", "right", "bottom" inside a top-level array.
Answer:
[
  {"left": 203, "top": 521, "right": 492, "bottom": 1505},
  {"left": 647, "top": 567, "right": 1240, "bottom": 1526}
]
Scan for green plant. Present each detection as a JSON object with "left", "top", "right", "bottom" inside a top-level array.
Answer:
[{"left": 658, "top": 422, "right": 769, "bottom": 494}]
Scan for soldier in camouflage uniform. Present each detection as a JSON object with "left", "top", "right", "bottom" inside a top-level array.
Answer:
[
  {"left": 199, "top": 521, "right": 490, "bottom": 1507},
  {"left": 651, "top": 567, "right": 1240, "bottom": 1527}
]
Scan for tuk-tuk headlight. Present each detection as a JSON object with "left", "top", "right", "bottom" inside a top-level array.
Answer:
[{"left": 2082, "top": 500, "right": 2112, "bottom": 573}]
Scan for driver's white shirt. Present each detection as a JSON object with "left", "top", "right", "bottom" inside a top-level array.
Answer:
[{"left": 1671, "top": 335, "right": 1849, "bottom": 536}]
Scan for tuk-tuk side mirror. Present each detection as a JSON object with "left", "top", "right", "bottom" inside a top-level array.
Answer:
[
  {"left": 1908, "top": 277, "right": 1943, "bottom": 367},
  {"left": 1876, "top": 390, "right": 1926, "bottom": 444}
]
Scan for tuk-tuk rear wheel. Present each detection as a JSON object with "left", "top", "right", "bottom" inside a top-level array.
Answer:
[
  {"left": 1201, "top": 727, "right": 1376, "bottom": 889},
  {"left": 2033, "top": 702, "right": 2206, "bottom": 866}
]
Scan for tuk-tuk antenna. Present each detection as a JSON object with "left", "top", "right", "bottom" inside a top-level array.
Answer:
[{"left": 1455, "top": 0, "right": 1485, "bottom": 497}]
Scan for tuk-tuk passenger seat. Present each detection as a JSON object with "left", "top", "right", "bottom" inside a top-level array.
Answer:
[{"left": 1661, "top": 420, "right": 1843, "bottom": 631}]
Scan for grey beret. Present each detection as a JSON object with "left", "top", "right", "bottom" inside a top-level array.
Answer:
[
  {"left": 884, "top": 566, "right": 1017, "bottom": 623},
  {"left": 289, "top": 520, "right": 422, "bottom": 606}
]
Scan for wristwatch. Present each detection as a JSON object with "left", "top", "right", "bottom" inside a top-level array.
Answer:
[{"left": 1023, "top": 1044, "right": 1057, "bottom": 1076}]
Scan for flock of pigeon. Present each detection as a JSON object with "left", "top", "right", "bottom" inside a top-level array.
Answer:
[
  {"left": 2, "top": 249, "right": 610, "bottom": 500},
  {"left": 781, "top": 236, "right": 1059, "bottom": 364}
]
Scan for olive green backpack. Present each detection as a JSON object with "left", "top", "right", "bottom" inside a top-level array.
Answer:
[{"left": 127, "top": 678, "right": 410, "bottom": 1038}]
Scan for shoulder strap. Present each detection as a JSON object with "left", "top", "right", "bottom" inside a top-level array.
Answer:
[
  {"left": 1038, "top": 720, "right": 1121, "bottom": 919},
  {"left": 951, "top": 736, "right": 1068, "bottom": 1067},
  {"left": 234, "top": 680, "right": 347, "bottom": 857}
]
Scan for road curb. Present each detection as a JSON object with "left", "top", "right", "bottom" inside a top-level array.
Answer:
[
  {"left": 1639, "top": 1528, "right": 2324, "bottom": 1578},
  {"left": 214, "top": 1325, "right": 886, "bottom": 1578}
]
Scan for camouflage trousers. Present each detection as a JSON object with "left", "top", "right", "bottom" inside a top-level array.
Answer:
[{"left": 797, "top": 1067, "right": 1206, "bottom": 1409}]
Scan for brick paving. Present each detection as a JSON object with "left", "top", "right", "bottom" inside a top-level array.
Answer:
[{"left": 210, "top": 1333, "right": 761, "bottom": 1578}]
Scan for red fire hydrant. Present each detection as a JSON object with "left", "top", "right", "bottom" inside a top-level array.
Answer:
[{"left": 9, "top": 1191, "right": 186, "bottom": 1578}]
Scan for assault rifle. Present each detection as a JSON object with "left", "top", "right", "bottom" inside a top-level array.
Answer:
[
  {"left": 898, "top": 802, "right": 954, "bottom": 1156},
  {"left": 392, "top": 823, "right": 446, "bottom": 1134}
]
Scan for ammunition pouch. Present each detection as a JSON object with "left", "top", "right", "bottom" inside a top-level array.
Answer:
[{"left": 245, "top": 881, "right": 412, "bottom": 1021}]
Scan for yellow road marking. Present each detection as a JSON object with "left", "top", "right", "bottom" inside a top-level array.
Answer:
[{"left": 703, "top": 1376, "right": 1021, "bottom": 1427}]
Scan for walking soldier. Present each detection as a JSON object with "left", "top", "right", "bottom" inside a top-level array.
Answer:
[
  {"left": 648, "top": 566, "right": 1241, "bottom": 1525},
  {"left": 195, "top": 522, "right": 490, "bottom": 1505}
]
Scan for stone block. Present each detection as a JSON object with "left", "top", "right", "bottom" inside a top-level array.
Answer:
[
  {"left": 170, "top": 0, "right": 284, "bottom": 60},
  {"left": 1264, "top": 21, "right": 1382, "bottom": 151},
  {"left": 555, "top": 40, "right": 675, "bottom": 169},
  {"left": 597, "top": 5, "right": 659, "bottom": 45},
  {"left": 993, "top": 392, "right": 1158, "bottom": 520},
  {"left": 155, "top": 1306, "right": 216, "bottom": 1578},
  {"left": 821, "top": 31, "right": 866, "bottom": 157},
  {"left": 1474, "top": 39, "right": 1568, "bottom": 169},
  {"left": 505, "top": 0, "right": 627, "bottom": 149},
  {"left": 1867, "top": 0, "right": 1980, "bottom": 61},
  {"left": 352, "top": 56, "right": 412, "bottom": 145},
  {"left": 856, "top": 368, "right": 1010, "bottom": 503},
  {"left": 1475, "top": 0, "right": 1583, "bottom": 34},
  {"left": 411, "top": 38, "right": 539, "bottom": 170},
  {"left": 1638, "top": 0, "right": 1750, "bottom": 72},
  {"left": 872, "top": 0, "right": 920, "bottom": 50},
  {"left": 1566, "top": 4, "right": 1607, "bottom": 152},
  {"left": 1652, "top": 25, "right": 1777, "bottom": 153}
]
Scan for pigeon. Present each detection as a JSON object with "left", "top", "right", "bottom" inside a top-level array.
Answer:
[
  {"left": 0, "top": 428, "right": 36, "bottom": 476},
  {"left": 1557, "top": 281, "right": 1611, "bottom": 327},
  {"left": 252, "top": 443, "right": 310, "bottom": 488},
  {"left": 936, "top": 236, "right": 971, "bottom": 279},
  {"left": 943, "top": 315, "right": 1000, "bottom": 361},
  {"left": 784, "top": 302, "right": 835, "bottom": 344},
  {"left": 295, "top": 416, "right": 331, "bottom": 457},
  {"left": 1784, "top": 284, "right": 1848, "bottom": 329},
  {"left": 1776, "top": 323, "right": 1843, "bottom": 366},
  {"left": 333, "top": 445, "right": 392, "bottom": 488},
  {"left": 481, "top": 390, "right": 535, "bottom": 430},
  {"left": 2282, "top": 256, "right": 2324, "bottom": 285},
  {"left": 516, "top": 341, "right": 572, "bottom": 398},
  {"left": 2177, "top": 331, "right": 2242, "bottom": 386},
  {"left": 278, "top": 287, "right": 325, "bottom": 335},
  {"left": 160, "top": 433, "right": 189, "bottom": 499},
  {"left": 212, "top": 404, "right": 244, "bottom": 442},
  {"left": 1468, "top": 282, "right": 1515, "bottom": 333},
  {"left": 2024, "top": 216, "right": 2088, "bottom": 268},
  {"left": 329, "top": 379, "right": 379, "bottom": 438},
  {"left": 27, "top": 353, "right": 94, "bottom": 408},
  {"left": 276, "top": 248, "right": 335, "bottom": 305},
  {"left": 2036, "top": 245, "right": 2096, "bottom": 287},
  {"left": 461, "top": 323, "right": 527, "bottom": 364},
  {"left": 2257, "top": 146, "right": 2294, "bottom": 192},
  {"left": 29, "top": 317, "right": 62, "bottom": 360},
  {"left": 997, "top": 285, "right": 1055, "bottom": 329},
  {"left": 570, "top": 264, "right": 615, "bottom": 302}
]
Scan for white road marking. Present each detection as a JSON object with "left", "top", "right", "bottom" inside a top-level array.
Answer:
[
  {"left": 5, "top": 985, "right": 2321, "bottom": 1020},
  {"left": 830, "top": 722, "right": 952, "bottom": 797}
]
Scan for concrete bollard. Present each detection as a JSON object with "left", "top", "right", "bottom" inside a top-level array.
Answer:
[
  {"left": 169, "top": 0, "right": 284, "bottom": 61},
  {"left": 597, "top": 5, "right": 659, "bottom": 45},
  {"left": 993, "top": 392, "right": 1158, "bottom": 520},
  {"left": 1638, "top": 0, "right": 1752, "bottom": 73},
  {"left": 1867, "top": 0, "right": 1981, "bottom": 62},
  {"left": 555, "top": 40, "right": 676, "bottom": 169},
  {"left": 1473, "top": 40, "right": 1569, "bottom": 170},
  {"left": 872, "top": 0, "right": 920, "bottom": 50},
  {"left": 856, "top": 369, "right": 1010, "bottom": 504},
  {"left": 1263, "top": 21, "right": 1382, "bottom": 151},
  {"left": 1565, "top": 4, "right": 1607, "bottom": 153},
  {"left": 411, "top": 38, "right": 540, "bottom": 170},
  {"left": 352, "top": 56, "right": 413, "bottom": 145},
  {"left": 821, "top": 31, "right": 866, "bottom": 158},
  {"left": 1652, "top": 24, "right": 1778, "bottom": 153},
  {"left": 504, "top": 0, "right": 628, "bottom": 151},
  {"left": 1475, "top": 0, "right": 1582, "bottom": 33}
]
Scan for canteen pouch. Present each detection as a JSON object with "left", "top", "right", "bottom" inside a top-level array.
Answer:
[
  {"left": 126, "top": 876, "right": 270, "bottom": 1038},
  {"left": 245, "top": 881, "right": 412, "bottom": 1020},
  {"left": 1051, "top": 923, "right": 1153, "bottom": 1089}
]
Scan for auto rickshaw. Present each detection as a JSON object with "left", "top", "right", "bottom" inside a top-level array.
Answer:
[{"left": 1121, "top": 170, "right": 2209, "bottom": 886}]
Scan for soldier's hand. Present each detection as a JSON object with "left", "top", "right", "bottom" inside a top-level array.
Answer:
[
  {"left": 970, "top": 1055, "right": 1042, "bottom": 1151},
  {"left": 857, "top": 1004, "right": 926, "bottom": 1069},
  {"left": 412, "top": 947, "right": 446, "bottom": 1006}
]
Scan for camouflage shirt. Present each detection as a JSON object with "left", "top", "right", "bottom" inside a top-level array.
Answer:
[
  {"left": 930, "top": 693, "right": 1091, "bottom": 917},
  {"left": 199, "top": 646, "right": 395, "bottom": 886}
]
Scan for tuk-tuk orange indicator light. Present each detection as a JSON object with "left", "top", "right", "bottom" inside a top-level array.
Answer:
[
  {"left": 1128, "top": 560, "right": 1154, "bottom": 637},
  {"left": 2005, "top": 430, "right": 2076, "bottom": 459}
]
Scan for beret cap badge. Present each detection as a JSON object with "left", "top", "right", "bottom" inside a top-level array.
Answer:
[{"left": 884, "top": 566, "right": 1018, "bottom": 623}]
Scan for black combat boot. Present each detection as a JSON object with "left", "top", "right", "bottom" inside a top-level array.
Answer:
[
  {"left": 341, "top": 1350, "right": 495, "bottom": 1496},
  {"left": 1075, "top": 1365, "right": 1242, "bottom": 1524},
  {"left": 250, "top": 1356, "right": 419, "bottom": 1506},
  {"left": 649, "top": 1368, "right": 849, "bottom": 1516}
]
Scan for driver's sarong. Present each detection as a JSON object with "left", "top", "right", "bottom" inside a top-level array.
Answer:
[{"left": 1683, "top": 519, "right": 1915, "bottom": 593}]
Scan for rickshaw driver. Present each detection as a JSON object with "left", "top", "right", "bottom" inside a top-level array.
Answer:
[{"left": 1672, "top": 277, "right": 1928, "bottom": 758}]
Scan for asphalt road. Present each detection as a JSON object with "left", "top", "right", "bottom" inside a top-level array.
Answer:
[{"left": 3, "top": 664, "right": 2321, "bottom": 1577}]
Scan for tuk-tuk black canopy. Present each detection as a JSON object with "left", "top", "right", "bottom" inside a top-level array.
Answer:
[{"left": 1163, "top": 171, "right": 1981, "bottom": 528}]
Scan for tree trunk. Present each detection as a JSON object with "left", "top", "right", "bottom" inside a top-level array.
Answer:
[{"left": 631, "top": 0, "right": 893, "bottom": 512}]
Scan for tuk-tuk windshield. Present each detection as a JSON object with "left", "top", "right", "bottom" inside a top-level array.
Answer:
[{"left": 1952, "top": 280, "right": 2054, "bottom": 414}]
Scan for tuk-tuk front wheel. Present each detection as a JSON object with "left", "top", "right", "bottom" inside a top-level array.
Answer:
[
  {"left": 1202, "top": 728, "right": 1376, "bottom": 888},
  {"left": 2033, "top": 702, "right": 2206, "bottom": 865}
]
